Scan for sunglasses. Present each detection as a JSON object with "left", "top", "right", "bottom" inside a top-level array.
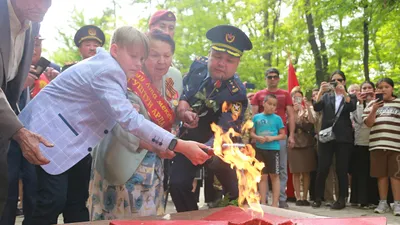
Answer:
[
  {"left": 266, "top": 75, "right": 279, "bottom": 80},
  {"left": 331, "top": 78, "right": 344, "bottom": 82}
]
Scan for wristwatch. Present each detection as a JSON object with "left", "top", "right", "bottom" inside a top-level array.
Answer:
[{"left": 168, "top": 138, "right": 178, "bottom": 151}]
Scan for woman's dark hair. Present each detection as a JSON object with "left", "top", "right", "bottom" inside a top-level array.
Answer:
[
  {"left": 376, "top": 77, "right": 396, "bottom": 97},
  {"left": 330, "top": 70, "right": 346, "bottom": 81},
  {"left": 147, "top": 29, "right": 175, "bottom": 54},
  {"left": 360, "top": 80, "right": 375, "bottom": 91},
  {"left": 330, "top": 70, "right": 347, "bottom": 92},
  {"left": 360, "top": 81, "right": 375, "bottom": 108}
]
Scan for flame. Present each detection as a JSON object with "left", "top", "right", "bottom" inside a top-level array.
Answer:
[
  {"left": 222, "top": 102, "right": 231, "bottom": 113},
  {"left": 211, "top": 120, "right": 264, "bottom": 216},
  {"left": 222, "top": 102, "right": 240, "bottom": 121}
]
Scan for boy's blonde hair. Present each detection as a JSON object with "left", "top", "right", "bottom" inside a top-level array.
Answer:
[{"left": 110, "top": 26, "right": 149, "bottom": 58}]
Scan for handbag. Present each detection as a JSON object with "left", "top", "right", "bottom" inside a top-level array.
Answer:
[{"left": 318, "top": 102, "right": 344, "bottom": 143}]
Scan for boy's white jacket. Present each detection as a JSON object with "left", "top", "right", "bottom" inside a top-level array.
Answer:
[{"left": 19, "top": 48, "right": 174, "bottom": 175}]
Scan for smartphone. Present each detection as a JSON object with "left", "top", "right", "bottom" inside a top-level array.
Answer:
[
  {"left": 245, "top": 82, "right": 255, "bottom": 89},
  {"left": 294, "top": 96, "right": 302, "bottom": 104},
  {"left": 376, "top": 93, "right": 384, "bottom": 101},
  {"left": 32, "top": 57, "right": 51, "bottom": 77}
]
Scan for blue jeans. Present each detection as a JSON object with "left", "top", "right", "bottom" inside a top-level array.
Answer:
[
  {"left": 0, "top": 140, "right": 37, "bottom": 225},
  {"left": 279, "top": 140, "right": 287, "bottom": 202}
]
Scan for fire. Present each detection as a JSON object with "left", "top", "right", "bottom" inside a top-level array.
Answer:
[{"left": 211, "top": 120, "right": 264, "bottom": 216}]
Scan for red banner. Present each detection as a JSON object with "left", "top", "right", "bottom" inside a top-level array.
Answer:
[
  {"left": 127, "top": 71, "right": 175, "bottom": 131},
  {"left": 288, "top": 62, "right": 299, "bottom": 92}
]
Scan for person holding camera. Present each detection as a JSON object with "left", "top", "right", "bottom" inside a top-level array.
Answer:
[
  {"left": 288, "top": 87, "right": 316, "bottom": 206},
  {"left": 363, "top": 78, "right": 400, "bottom": 216},
  {"left": 348, "top": 81, "right": 379, "bottom": 209},
  {"left": 312, "top": 70, "right": 357, "bottom": 209}
]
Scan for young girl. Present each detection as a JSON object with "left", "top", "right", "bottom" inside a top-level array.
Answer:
[
  {"left": 363, "top": 78, "right": 400, "bottom": 216},
  {"left": 350, "top": 81, "right": 379, "bottom": 208}
]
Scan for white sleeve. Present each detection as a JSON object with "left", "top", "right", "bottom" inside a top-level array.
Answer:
[{"left": 90, "top": 70, "right": 174, "bottom": 151}]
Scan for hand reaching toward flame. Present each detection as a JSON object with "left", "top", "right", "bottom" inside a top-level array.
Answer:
[{"left": 174, "top": 140, "right": 210, "bottom": 165}]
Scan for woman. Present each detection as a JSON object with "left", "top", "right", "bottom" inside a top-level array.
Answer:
[
  {"left": 288, "top": 87, "right": 316, "bottom": 206},
  {"left": 349, "top": 81, "right": 379, "bottom": 208},
  {"left": 312, "top": 70, "right": 357, "bottom": 209},
  {"left": 363, "top": 78, "right": 400, "bottom": 216},
  {"left": 88, "top": 30, "right": 181, "bottom": 220}
]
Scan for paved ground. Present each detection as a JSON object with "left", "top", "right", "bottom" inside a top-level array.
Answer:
[{"left": 15, "top": 189, "right": 400, "bottom": 225}]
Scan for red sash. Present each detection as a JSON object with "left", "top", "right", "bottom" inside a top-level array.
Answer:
[{"left": 127, "top": 71, "right": 175, "bottom": 131}]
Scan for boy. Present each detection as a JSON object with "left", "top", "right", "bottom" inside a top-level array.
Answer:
[
  {"left": 17, "top": 26, "right": 209, "bottom": 224},
  {"left": 251, "top": 94, "right": 286, "bottom": 207}
]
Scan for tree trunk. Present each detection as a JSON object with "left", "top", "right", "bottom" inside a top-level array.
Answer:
[
  {"left": 338, "top": 16, "right": 343, "bottom": 70},
  {"left": 304, "top": 0, "right": 324, "bottom": 86},
  {"left": 318, "top": 24, "right": 329, "bottom": 79},
  {"left": 263, "top": 6, "right": 272, "bottom": 67},
  {"left": 363, "top": 4, "right": 370, "bottom": 81},
  {"left": 272, "top": 0, "right": 282, "bottom": 66}
]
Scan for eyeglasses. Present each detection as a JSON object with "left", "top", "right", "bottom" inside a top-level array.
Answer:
[
  {"left": 266, "top": 75, "right": 279, "bottom": 80},
  {"left": 331, "top": 78, "right": 344, "bottom": 82}
]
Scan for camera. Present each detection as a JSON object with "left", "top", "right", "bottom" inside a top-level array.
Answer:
[{"left": 329, "top": 81, "right": 338, "bottom": 88}]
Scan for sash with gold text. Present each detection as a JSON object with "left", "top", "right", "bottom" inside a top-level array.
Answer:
[{"left": 127, "top": 71, "right": 175, "bottom": 131}]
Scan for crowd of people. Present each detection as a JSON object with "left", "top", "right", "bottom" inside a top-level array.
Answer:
[
  {"left": 248, "top": 69, "right": 399, "bottom": 216},
  {"left": 0, "top": 1, "right": 399, "bottom": 225}
]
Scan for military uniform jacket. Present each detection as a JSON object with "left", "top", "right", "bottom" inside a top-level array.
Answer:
[{"left": 180, "top": 57, "right": 248, "bottom": 145}]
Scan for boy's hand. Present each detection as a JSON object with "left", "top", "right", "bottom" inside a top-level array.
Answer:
[
  {"left": 263, "top": 136, "right": 273, "bottom": 142},
  {"left": 257, "top": 136, "right": 266, "bottom": 144}
]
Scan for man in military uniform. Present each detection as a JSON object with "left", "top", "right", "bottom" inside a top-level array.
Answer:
[
  {"left": 170, "top": 25, "right": 252, "bottom": 212},
  {"left": 74, "top": 25, "right": 105, "bottom": 60},
  {"left": 62, "top": 25, "right": 106, "bottom": 71}
]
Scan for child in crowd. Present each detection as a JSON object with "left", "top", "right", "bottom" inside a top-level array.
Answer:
[{"left": 251, "top": 94, "right": 286, "bottom": 207}]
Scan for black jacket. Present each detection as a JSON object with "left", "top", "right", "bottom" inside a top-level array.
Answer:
[{"left": 313, "top": 92, "right": 357, "bottom": 144}]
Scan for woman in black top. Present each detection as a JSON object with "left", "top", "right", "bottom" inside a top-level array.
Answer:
[{"left": 312, "top": 70, "right": 357, "bottom": 209}]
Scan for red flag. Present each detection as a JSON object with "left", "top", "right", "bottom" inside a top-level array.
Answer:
[
  {"left": 286, "top": 61, "right": 299, "bottom": 200},
  {"left": 287, "top": 62, "right": 299, "bottom": 92}
]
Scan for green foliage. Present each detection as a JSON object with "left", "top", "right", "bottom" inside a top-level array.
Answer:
[
  {"left": 217, "top": 193, "right": 239, "bottom": 207},
  {"left": 47, "top": 0, "right": 400, "bottom": 95},
  {"left": 49, "top": 7, "right": 116, "bottom": 66}
]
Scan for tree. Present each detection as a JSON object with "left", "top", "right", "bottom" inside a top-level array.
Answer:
[{"left": 50, "top": 7, "right": 116, "bottom": 66}]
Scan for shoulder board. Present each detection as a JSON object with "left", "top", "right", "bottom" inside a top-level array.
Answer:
[
  {"left": 195, "top": 56, "right": 208, "bottom": 64},
  {"left": 226, "top": 77, "right": 243, "bottom": 96},
  {"left": 189, "top": 56, "right": 208, "bottom": 73}
]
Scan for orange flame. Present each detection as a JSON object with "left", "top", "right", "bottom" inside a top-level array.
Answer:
[
  {"left": 211, "top": 120, "right": 264, "bottom": 216},
  {"left": 222, "top": 102, "right": 241, "bottom": 121}
]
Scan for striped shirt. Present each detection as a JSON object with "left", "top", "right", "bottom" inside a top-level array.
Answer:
[{"left": 362, "top": 98, "right": 400, "bottom": 152}]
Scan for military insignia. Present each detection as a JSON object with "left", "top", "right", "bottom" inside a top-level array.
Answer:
[
  {"left": 195, "top": 56, "right": 208, "bottom": 65},
  {"left": 226, "top": 79, "right": 241, "bottom": 95},
  {"left": 88, "top": 28, "right": 97, "bottom": 36},
  {"left": 225, "top": 33, "right": 235, "bottom": 43},
  {"left": 231, "top": 102, "right": 242, "bottom": 120},
  {"left": 168, "top": 13, "right": 173, "bottom": 18}
]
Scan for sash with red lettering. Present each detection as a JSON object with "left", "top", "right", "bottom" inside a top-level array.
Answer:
[{"left": 127, "top": 71, "right": 175, "bottom": 131}]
